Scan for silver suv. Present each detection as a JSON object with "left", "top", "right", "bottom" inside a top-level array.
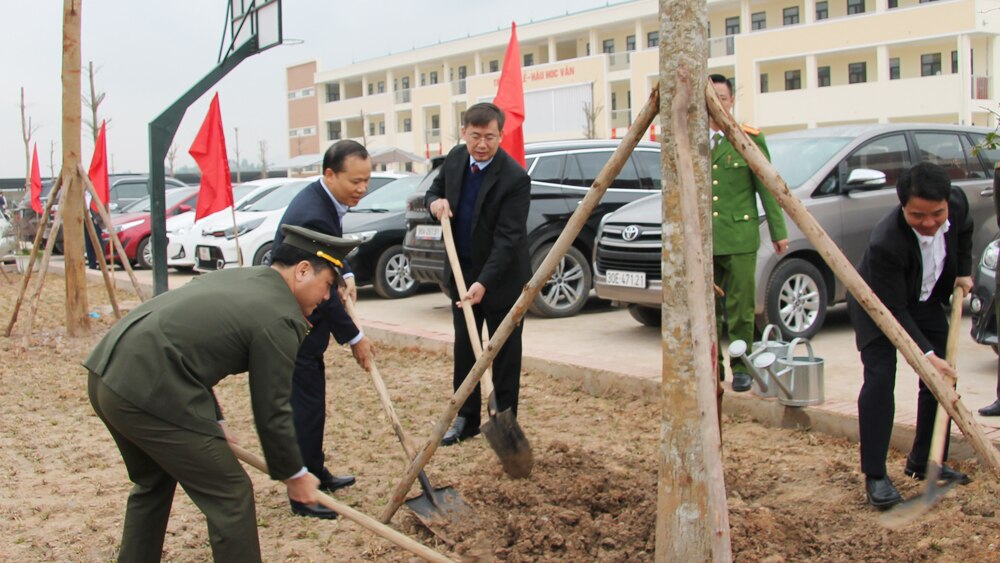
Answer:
[{"left": 594, "top": 124, "right": 1000, "bottom": 338}]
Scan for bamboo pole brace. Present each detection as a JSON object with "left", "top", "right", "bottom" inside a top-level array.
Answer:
[
  {"left": 22, "top": 189, "right": 68, "bottom": 344},
  {"left": 380, "top": 85, "right": 662, "bottom": 523},
  {"left": 82, "top": 195, "right": 121, "bottom": 320},
  {"left": 78, "top": 164, "right": 147, "bottom": 302},
  {"left": 229, "top": 443, "right": 454, "bottom": 563},
  {"left": 5, "top": 171, "right": 63, "bottom": 337},
  {"left": 704, "top": 82, "right": 1000, "bottom": 477}
]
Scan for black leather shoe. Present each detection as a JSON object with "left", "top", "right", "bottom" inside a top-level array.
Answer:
[
  {"left": 732, "top": 372, "right": 752, "bottom": 393},
  {"left": 979, "top": 399, "right": 1000, "bottom": 417},
  {"left": 441, "top": 416, "right": 480, "bottom": 446},
  {"left": 290, "top": 500, "right": 338, "bottom": 519},
  {"left": 319, "top": 473, "right": 356, "bottom": 493},
  {"left": 904, "top": 462, "right": 972, "bottom": 485},
  {"left": 865, "top": 475, "right": 902, "bottom": 510}
]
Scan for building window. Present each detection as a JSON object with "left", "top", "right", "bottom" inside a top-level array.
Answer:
[
  {"left": 430, "top": 71, "right": 438, "bottom": 85},
  {"left": 379, "top": 121, "right": 385, "bottom": 135},
  {"left": 326, "top": 84, "right": 339, "bottom": 103},
  {"left": 818, "top": 66, "right": 831, "bottom": 87},
  {"left": 785, "top": 70, "right": 802, "bottom": 90},
  {"left": 369, "top": 122, "right": 375, "bottom": 136},
  {"left": 751, "top": 12, "right": 766, "bottom": 30},
  {"left": 586, "top": 42, "right": 591, "bottom": 56},
  {"left": 377, "top": 81, "right": 385, "bottom": 93},
  {"left": 523, "top": 53, "right": 534, "bottom": 67},
  {"left": 847, "top": 0, "right": 865, "bottom": 14},
  {"left": 921, "top": 53, "right": 942, "bottom": 76},
  {"left": 327, "top": 122, "right": 341, "bottom": 141},
  {"left": 401, "top": 77, "right": 410, "bottom": 90},
  {"left": 602, "top": 39, "right": 615, "bottom": 54},
  {"left": 402, "top": 118, "right": 411, "bottom": 132},
  {"left": 647, "top": 31, "right": 658, "bottom": 48},
  {"left": 611, "top": 92, "right": 618, "bottom": 111},
  {"left": 816, "top": 1, "right": 829, "bottom": 19},
  {"left": 890, "top": 57, "right": 900, "bottom": 80},
  {"left": 489, "top": 59, "right": 499, "bottom": 72},
  {"left": 725, "top": 16, "right": 740, "bottom": 35},
  {"left": 951, "top": 50, "right": 958, "bottom": 73},
  {"left": 848, "top": 62, "right": 867, "bottom": 84},
  {"left": 301, "top": 87, "right": 314, "bottom": 97},
  {"left": 301, "top": 127, "right": 314, "bottom": 136},
  {"left": 888, "top": 0, "right": 898, "bottom": 7},
  {"left": 760, "top": 73, "right": 769, "bottom": 93},
  {"left": 431, "top": 115, "right": 440, "bottom": 129},
  {"left": 420, "top": 74, "right": 426, "bottom": 86},
  {"left": 626, "top": 35, "right": 636, "bottom": 52},
  {"left": 783, "top": 6, "right": 800, "bottom": 25}
]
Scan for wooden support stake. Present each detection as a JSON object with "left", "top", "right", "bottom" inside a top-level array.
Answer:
[
  {"left": 5, "top": 172, "right": 63, "bottom": 337},
  {"left": 22, "top": 193, "right": 67, "bottom": 345},
  {"left": 704, "top": 83, "right": 1000, "bottom": 478},
  {"left": 82, "top": 196, "right": 121, "bottom": 319},
  {"left": 379, "top": 85, "right": 661, "bottom": 523}
]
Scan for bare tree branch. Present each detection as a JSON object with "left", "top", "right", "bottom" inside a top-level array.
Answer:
[
  {"left": 82, "top": 61, "right": 111, "bottom": 143},
  {"left": 20, "top": 87, "right": 42, "bottom": 191},
  {"left": 258, "top": 140, "right": 269, "bottom": 179}
]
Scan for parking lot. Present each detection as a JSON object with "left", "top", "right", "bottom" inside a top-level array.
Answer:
[{"left": 52, "top": 258, "right": 1000, "bottom": 456}]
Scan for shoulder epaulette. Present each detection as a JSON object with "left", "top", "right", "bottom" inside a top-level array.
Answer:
[{"left": 741, "top": 123, "right": 761, "bottom": 136}]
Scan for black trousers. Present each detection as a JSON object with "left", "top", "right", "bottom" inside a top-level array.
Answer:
[
  {"left": 857, "top": 302, "right": 951, "bottom": 477},
  {"left": 450, "top": 282, "right": 523, "bottom": 426},
  {"left": 290, "top": 325, "right": 332, "bottom": 478},
  {"left": 88, "top": 373, "right": 260, "bottom": 563}
]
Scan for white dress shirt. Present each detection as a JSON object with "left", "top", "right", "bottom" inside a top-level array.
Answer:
[{"left": 913, "top": 219, "right": 950, "bottom": 302}]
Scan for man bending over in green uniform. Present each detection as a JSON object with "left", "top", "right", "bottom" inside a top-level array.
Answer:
[{"left": 85, "top": 225, "right": 357, "bottom": 563}]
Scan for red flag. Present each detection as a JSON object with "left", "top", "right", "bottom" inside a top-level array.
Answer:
[
  {"left": 189, "top": 93, "right": 233, "bottom": 221},
  {"left": 30, "top": 144, "right": 42, "bottom": 214},
  {"left": 88, "top": 120, "right": 109, "bottom": 211},
  {"left": 493, "top": 22, "right": 526, "bottom": 167}
]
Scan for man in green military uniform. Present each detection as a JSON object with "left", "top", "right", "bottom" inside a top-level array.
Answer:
[
  {"left": 709, "top": 74, "right": 789, "bottom": 392},
  {"left": 86, "top": 225, "right": 357, "bottom": 562}
]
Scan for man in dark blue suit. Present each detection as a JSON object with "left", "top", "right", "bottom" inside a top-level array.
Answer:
[
  {"left": 848, "top": 162, "right": 973, "bottom": 510},
  {"left": 273, "top": 140, "right": 376, "bottom": 519},
  {"left": 426, "top": 103, "right": 532, "bottom": 446}
]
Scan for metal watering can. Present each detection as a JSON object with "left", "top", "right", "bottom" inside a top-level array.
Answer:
[
  {"left": 749, "top": 325, "right": 790, "bottom": 398},
  {"left": 729, "top": 337, "right": 825, "bottom": 407}
]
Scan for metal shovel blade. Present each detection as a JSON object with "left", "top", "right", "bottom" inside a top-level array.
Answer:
[
  {"left": 879, "top": 476, "right": 957, "bottom": 530},
  {"left": 403, "top": 471, "right": 475, "bottom": 543},
  {"left": 481, "top": 408, "right": 533, "bottom": 478}
]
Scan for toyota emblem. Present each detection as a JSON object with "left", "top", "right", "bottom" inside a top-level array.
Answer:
[{"left": 622, "top": 225, "right": 640, "bottom": 242}]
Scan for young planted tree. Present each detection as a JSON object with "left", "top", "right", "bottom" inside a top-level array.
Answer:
[
  {"left": 167, "top": 144, "right": 177, "bottom": 176},
  {"left": 258, "top": 140, "right": 269, "bottom": 179},
  {"left": 581, "top": 101, "right": 602, "bottom": 139},
  {"left": 20, "top": 87, "right": 41, "bottom": 193},
  {"left": 83, "top": 61, "right": 110, "bottom": 143}
]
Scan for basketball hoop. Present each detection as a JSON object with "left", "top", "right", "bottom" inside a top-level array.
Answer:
[{"left": 219, "top": 0, "right": 283, "bottom": 64}]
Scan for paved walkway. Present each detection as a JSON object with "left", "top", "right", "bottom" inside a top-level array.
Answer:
[{"left": 51, "top": 260, "right": 1000, "bottom": 460}]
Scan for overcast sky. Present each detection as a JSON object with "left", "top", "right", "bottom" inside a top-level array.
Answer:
[{"left": 2, "top": 0, "right": 632, "bottom": 179}]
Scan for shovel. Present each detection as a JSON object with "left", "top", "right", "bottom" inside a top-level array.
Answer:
[
  {"left": 343, "top": 295, "right": 475, "bottom": 540},
  {"left": 440, "top": 219, "right": 533, "bottom": 478},
  {"left": 880, "top": 286, "right": 964, "bottom": 529}
]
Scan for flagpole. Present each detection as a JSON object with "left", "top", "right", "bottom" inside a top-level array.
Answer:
[{"left": 231, "top": 205, "right": 244, "bottom": 267}]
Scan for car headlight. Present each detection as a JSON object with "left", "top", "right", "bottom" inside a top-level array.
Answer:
[
  {"left": 982, "top": 240, "right": 1000, "bottom": 271},
  {"left": 114, "top": 219, "right": 144, "bottom": 233},
  {"left": 205, "top": 217, "right": 266, "bottom": 239},
  {"left": 343, "top": 230, "right": 377, "bottom": 244}
]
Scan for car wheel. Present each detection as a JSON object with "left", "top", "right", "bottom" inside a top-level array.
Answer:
[
  {"left": 528, "top": 244, "right": 592, "bottom": 318},
  {"left": 628, "top": 304, "right": 661, "bottom": 327},
  {"left": 374, "top": 244, "right": 418, "bottom": 299},
  {"left": 253, "top": 242, "right": 272, "bottom": 266},
  {"left": 136, "top": 237, "right": 153, "bottom": 270},
  {"left": 763, "top": 258, "right": 827, "bottom": 340}
]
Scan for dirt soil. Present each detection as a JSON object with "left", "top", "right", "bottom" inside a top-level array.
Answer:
[{"left": 1, "top": 275, "right": 998, "bottom": 562}]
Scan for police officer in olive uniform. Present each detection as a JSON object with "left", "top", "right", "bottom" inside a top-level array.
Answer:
[
  {"left": 709, "top": 74, "right": 789, "bottom": 392},
  {"left": 86, "top": 225, "right": 357, "bottom": 563}
]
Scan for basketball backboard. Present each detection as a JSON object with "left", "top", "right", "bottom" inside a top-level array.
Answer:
[{"left": 220, "top": 0, "right": 282, "bottom": 63}]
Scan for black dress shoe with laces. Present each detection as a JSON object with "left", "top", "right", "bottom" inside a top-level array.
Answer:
[
  {"left": 865, "top": 475, "right": 902, "bottom": 510},
  {"left": 319, "top": 473, "right": 356, "bottom": 493},
  {"left": 289, "top": 500, "right": 338, "bottom": 519},
  {"left": 904, "top": 462, "right": 972, "bottom": 485},
  {"left": 979, "top": 399, "right": 1000, "bottom": 417},
  {"left": 732, "top": 372, "right": 752, "bottom": 393},
  {"left": 441, "top": 415, "right": 480, "bottom": 446}
]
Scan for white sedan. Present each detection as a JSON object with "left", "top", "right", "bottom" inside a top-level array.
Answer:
[{"left": 166, "top": 178, "right": 299, "bottom": 271}]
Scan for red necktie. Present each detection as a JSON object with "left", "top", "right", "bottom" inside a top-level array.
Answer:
[{"left": 471, "top": 163, "right": 480, "bottom": 174}]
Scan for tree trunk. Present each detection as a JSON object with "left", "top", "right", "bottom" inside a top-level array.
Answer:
[
  {"left": 656, "top": 0, "right": 732, "bottom": 560},
  {"left": 62, "top": 0, "right": 89, "bottom": 336}
]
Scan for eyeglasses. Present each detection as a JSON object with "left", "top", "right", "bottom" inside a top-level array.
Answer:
[{"left": 467, "top": 133, "right": 499, "bottom": 144}]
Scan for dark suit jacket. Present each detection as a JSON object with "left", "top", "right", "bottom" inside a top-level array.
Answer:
[
  {"left": 425, "top": 145, "right": 531, "bottom": 311},
  {"left": 274, "top": 179, "right": 359, "bottom": 346},
  {"left": 84, "top": 267, "right": 308, "bottom": 480},
  {"left": 849, "top": 187, "right": 973, "bottom": 353}
]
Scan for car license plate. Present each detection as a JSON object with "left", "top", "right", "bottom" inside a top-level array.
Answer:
[
  {"left": 197, "top": 246, "right": 212, "bottom": 261},
  {"left": 415, "top": 225, "right": 442, "bottom": 241},
  {"left": 606, "top": 270, "right": 646, "bottom": 288}
]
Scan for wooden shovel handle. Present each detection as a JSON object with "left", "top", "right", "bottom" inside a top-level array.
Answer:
[
  {"left": 229, "top": 443, "right": 453, "bottom": 563},
  {"left": 926, "top": 287, "right": 966, "bottom": 471},
  {"left": 439, "top": 219, "right": 497, "bottom": 406}
]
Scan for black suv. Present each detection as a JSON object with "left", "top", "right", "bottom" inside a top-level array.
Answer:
[{"left": 403, "top": 139, "right": 662, "bottom": 318}]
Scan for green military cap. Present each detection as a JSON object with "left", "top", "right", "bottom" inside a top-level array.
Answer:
[{"left": 279, "top": 224, "right": 359, "bottom": 270}]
